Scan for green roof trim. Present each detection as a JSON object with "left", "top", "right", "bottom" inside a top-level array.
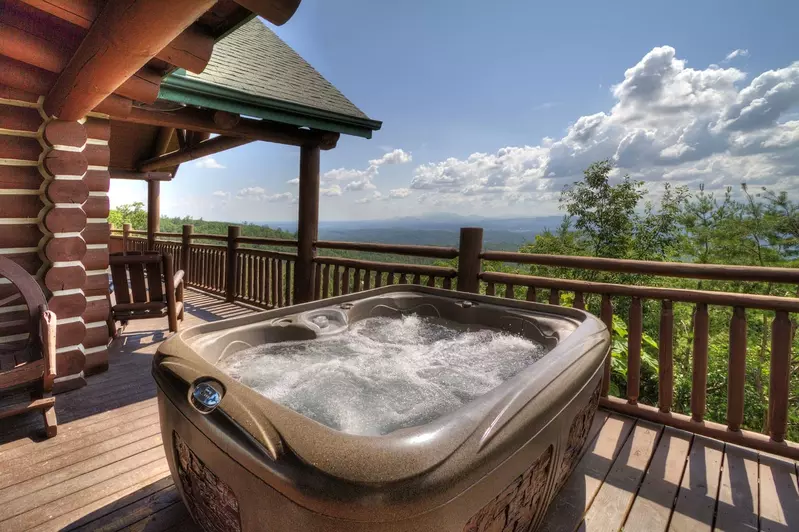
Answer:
[{"left": 160, "top": 74, "right": 382, "bottom": 139}]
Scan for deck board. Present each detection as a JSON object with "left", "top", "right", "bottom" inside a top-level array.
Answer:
[
  {"left": 622, "top": 426, "right": 692, "bottom": 532},
  {"left": 0, "top": 288, "right": 793, "bottom": 532}
]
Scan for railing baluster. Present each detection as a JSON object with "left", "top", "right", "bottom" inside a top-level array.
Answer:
[
  {"left": 727, "top": 306, "right": 747, "bottom": 431},
  {"left": 342, "top": 267, "right": 351, "bottom": 294},
  {"left": 426, "top": 275, "right": 435, "bottom": 287},
  {"left": 600, "top": 294, "right": 613, "bottom": 397},
  {"left": 264, "top": 258, "right": 272, "bottom": 306},
  {"left": 374, "top": 270, "right": 383, "bottom": 288},
  {"left": 768, "top": 310, "right": 792, "bottom": 442},
  {"left": 549, "top": 288, "right": 560, "bottom": 305},
  {"left": 285, "top": 261, "right": 293, "bottom": 305},
  {"left": 354, "top": 269, "right": 363, "bottom": 292},
  {"left": 313, "top": 263, "right": 321, "bottom": 300},
  {"left": 505, "top": 283, "right": 515, "bottom": 299},
  {"left": 412, "top": 273, "right": 421, "bottom": 285},
  {"left": 363, "top": 269, "right": 372, "bottom": 290},
  {"left": 691, "top": 302, "right": 709, "bottom": 422},
  {"left": 321, "top": 263, "right": 329, "bottom": 299},
  {"left": 573, "top": 291, "right": 585, "bottom": 310},
  {"left": 486, "top": 281, "right": 495, "bottom": 296},
  {"left": 386, "top": 272, "right": 395, "bottom": 286},
  {"left": 333, "top": 265, "right": 340, "bottom": 295},
  {"left": 627, "top": 296, "right": 643, "bottom": 404},
  {"left": 526, "top": 286, "right": 536, "bottom": 301},
  {"left": 271, "top": 258, "right": 279, "bottom": 307},
  {"left": 442, "top": 277, "right": 451, "bottom": 290},
  {"left": 249, "top": 254, "right": 256, "bottom": 301},
  {"left": 399, "top": 273, "right": 408, "bottom": 284},
  {"left": 277, "top": 260, "right": 284, "bottom": 307},
  {"left": 658, "top": 300, "right": 674, "bottom": 413}
]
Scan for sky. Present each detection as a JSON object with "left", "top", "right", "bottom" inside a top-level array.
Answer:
[{"left": 110, "top": 0, "right": 799, "bottom": 223}]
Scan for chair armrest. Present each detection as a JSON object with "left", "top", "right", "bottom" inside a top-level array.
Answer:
[
  {"left": 173, "top": 269, "right": 185, "bottom": 288},
  {"left": 39, "top": 307, "right": 57, "bottom": 380}
]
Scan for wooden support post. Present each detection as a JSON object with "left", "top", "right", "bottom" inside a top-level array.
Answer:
[
  {"left": 293, "top": 144, "right": 320, "bottom": 304},
  {"left": 658, "top": 300, "right": 674, "bottom": 413},
  {"left": 768, "top": 311, "right": 792, "bottom": 442},
  {"left": 182, "top": 224, "right": 193, "bottom": 284},
  {"left": 226, "top": 225, "right": 240, "bottom": 303},
  {"left": 727, "top": 307, "right": 747, "bottom": 432},
  {"left": 147, "top": 180, "right": 160, "bottom": 250},
  {"left": 691, "top": 302, "right": 709, "bottom": 422},
  {"left": 457, "top": 227, "right": 483, "bottom": 293},
  {"left": 122, "top": 223, "right": 131, "bottom": 252}
]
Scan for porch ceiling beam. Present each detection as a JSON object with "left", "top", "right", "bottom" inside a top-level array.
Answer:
[
  {"left": 44, "top": 0, "right": 215, "bottom": 121},
  {"left": 18, "top": 0, "right": 215, "bottom": 74},
  {"left": 110, "top": 169, "right": 173, "bottom": 181},
  {"left": 233, "top": 0, "right": 302, "bottom": 26},
  {"left": 119, "top": 107, "right": 340, "bottom": 150},
  {"left": 138, "top": 136, "right": 253, "bottom": 172}
]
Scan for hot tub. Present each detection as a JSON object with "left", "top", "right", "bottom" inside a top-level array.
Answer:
[{"left": 153, "top": 285, "right": 609, "bottom": 532}]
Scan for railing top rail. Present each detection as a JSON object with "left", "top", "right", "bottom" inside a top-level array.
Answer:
[
  {"left": 236, "top": 236, "right": 298, "bottom": 247},
  {"left": 238, "top": 248, "right": 297, "bottom": 261},
  {"left": 315, "top": 255, "right": 457, "bottom": 277},
  {"left": 190, "top": 233, "right": 228, "bottom": 242},
  {"left": 480, "top": 270, "right": 799, "bottom": 312},
  {"left": 315, "top": 240, "right": 458, "bottom": 259},
  {"left": 481, "top": 250, "right": 799, "bottom": 284}
]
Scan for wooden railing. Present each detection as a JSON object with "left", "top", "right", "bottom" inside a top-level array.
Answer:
[{"left": 111, "top": 225, "right": 799, "bottom": 458}]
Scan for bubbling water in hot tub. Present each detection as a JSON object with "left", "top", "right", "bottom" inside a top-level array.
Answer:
[{"left": 216, "top": 314, "right": 548, "bottom": 435}]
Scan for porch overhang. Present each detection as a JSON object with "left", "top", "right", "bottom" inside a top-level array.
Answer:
[{"left": 159, "top": 73, "right": 383, "bottom": 139}]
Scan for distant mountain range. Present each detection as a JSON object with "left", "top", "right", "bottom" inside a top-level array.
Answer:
[{"left": 259, "top": 214, "right": 564, "bottom": 251}]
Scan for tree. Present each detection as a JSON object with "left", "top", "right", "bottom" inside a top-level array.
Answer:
[{"left": 108, "top": 202, "right": 147, "bottom": 230}]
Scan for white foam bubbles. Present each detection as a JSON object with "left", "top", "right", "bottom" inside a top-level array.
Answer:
[{"left": 216, "top": 315, "right": 547, "bottom": 435}]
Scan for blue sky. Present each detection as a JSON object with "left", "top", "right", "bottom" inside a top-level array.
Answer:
[{"left": 110, "top": 0, "right": 799, "bottom": 222}]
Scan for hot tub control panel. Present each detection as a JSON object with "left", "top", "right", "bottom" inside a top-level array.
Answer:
[{"left": 191, "top": 382, "right": 222, "bottom": 414}]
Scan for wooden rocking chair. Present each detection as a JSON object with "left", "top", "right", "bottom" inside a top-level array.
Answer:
[
  {"left": 109, "top": 251, "right": 185, "bottom": 333},
  {"left": 0, "top": 256, "right": 58, "bottom": 438}
]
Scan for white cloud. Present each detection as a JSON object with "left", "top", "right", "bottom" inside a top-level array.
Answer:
[
  {"left": 321, "top": 184, "right": 342, "bottom": 197},
  {"left": 236, "top": 186, "right": 294, "bottom": 203},
  {"left": 401, "top": 46, "right": 799, "bottom": 211},
  {"left": 368, "top": 148, "right": 412, "bottom": 166},
  {"left": 321, "top": 148, "right": 412, "bottom": 194},
  {"left": 286, "top": 177, "right": 299, "bottom": 185},
  {"left": 355, "top": 191, "right": 384, "bottom": 204},
  {"left": 388, "top": 188, "right": 412, "bottom": 199},
  {"left": 195, "top": 156, "right": 225, "bottom": 169},
  {"left": 212, "top": 190, "right": 229, "bottom": 199},
  {"left": 724, "top": 49, "right": 750, "bottom": 62}
]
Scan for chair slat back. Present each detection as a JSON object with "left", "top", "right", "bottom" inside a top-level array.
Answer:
[
  {"left": 109, "top": 251, "right": 166, "bottom": 305},
  {"left": 146, "top": 259, "right": 164, "bottom": 302}
]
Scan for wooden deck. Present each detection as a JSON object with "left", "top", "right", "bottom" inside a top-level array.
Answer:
[{"left": 0, "top": 290, "right": 797, "bottom": 532}]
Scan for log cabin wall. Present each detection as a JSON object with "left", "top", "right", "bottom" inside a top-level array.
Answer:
[{"left": 0, "top": 88, "right": 112, "bottom": 393}]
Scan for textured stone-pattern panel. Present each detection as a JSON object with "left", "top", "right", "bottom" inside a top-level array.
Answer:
[
  {"left": 175, "top": 432, "right": 242, "bottom": 532},
  {"left": 555, "top": 381, "right": 601, "bottom": 491},
  {"left": 464, "top": 446, "right": 553, "bottom": 532}
]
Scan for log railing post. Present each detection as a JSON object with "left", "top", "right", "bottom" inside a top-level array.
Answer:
[
  {"left": 457, "top": 227, "right": 483, "bottom": 293},
  {"left": 768, "top": 311, "right": 792, "bottom": 442},
  {"left": 122, "top": 223, "right": 131, "bottom": 252},
  {"left": 658, "top": 300, "right": 674, "bottom": 413},
  {"left": 181, "top": 224, "right": 193, "bottom": 284},
  {"left": 600, "top": 294, "right": 613, "bottom": 397},
  {"left": 691, "top": 302, "right": 709, "bottom": 422},
  {"left": 727, "top": 307, "right": 747, "bottom": 432},
  {"left": 226, "top": 225, "right": 240, "bottom": 303},
  {"left": 294, "top": 144, "right": 320, "bottom": 304}
]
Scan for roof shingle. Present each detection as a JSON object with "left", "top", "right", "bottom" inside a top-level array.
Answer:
[{"left": 184, "top": 17, "right": 372, "bottom": 121}]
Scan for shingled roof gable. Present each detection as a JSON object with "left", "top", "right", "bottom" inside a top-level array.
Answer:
[{"left": 185, "top": 17, "right": 372, "bottom": 122}]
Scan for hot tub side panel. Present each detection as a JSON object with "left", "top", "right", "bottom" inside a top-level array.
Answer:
[{"left": 156, "top": 364, "right": 603, "bottom": 532}]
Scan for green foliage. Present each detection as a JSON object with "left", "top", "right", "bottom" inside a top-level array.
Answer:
[{"left": 518, "top": 162, "right": 799, "bottom": 440}]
